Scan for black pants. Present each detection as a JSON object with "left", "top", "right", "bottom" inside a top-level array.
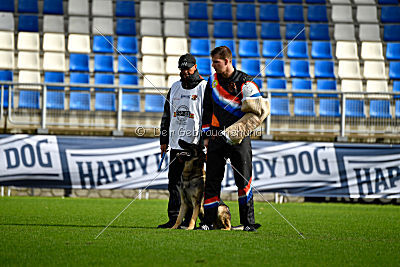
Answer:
[{"left": 203, "top": 136, "right": 255, "bottom": 226}]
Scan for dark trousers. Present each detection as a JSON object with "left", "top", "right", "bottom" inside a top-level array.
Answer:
[{"left": 203, "top": 136, "right": 255, "bottom": 226}]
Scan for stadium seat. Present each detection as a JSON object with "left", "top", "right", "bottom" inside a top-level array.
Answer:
[
  {"left": 145, "top": 94, "right": 165, "bottom": 112},
  {"left": 94, "top": 55, "right": 114, "bottom": 73},
  {"left": 386, "top": 43, "right": 400, "bottom": 60},
  {"left": 140, "top": 19, "right": 162, "bottom": 37},
  {"left": 334, "top": 24, "right": 356, "bottom": 41},
  {"left": 290, "top": 60, "right": 310, "bottom": 78},
  {"left": 359, "top": 24, "right": 380, "bottom": 42},
  {"left": 116, "top": 19, "right": 136, "bottom": 36},
  {"left": 346, "top": 100, "right": 365, "bottom": 117},
  {"left": 396, "top": 101, "right": 400, "bottom": 118},
  {"left": 287, "top": 41, "right": 308, "bottom": 59},
  {"left": 0, "top": 0, "right": 14, "bottom": 12},
  {"left": 262, "top": 40, "right": 283, "bottom": 58},
  {"left": 294, "top": 98, "right": 316, "bottom": 116},
  {"left": 46, "top": 91, "right": 64, "bottom": 110},
  {"left": 43, "top": 52, "right": 66, "bottom": 72},
  {"left": 241, "top": 59, "right": 260, "bottom": 76},
  {"left": 284, "top": 5, "right": 304, "bottom": 22},
  {"left": 314, "top": 61, "right": 335, "bottom": 79},
  {"left": 93, "top": 36, "right": 113, "bottom": 54},
  {"left": 18, "top": 15, "right": 39, "bottom": 32},
  {"left": 189, "top": 21, "right": 209, "bottom": 38},
  {"left": 292, "top": 79, "right": 312, "bottom": 97},
  {"left": 92, "top": 0, "right": 112, "bottom": 17},
  {"left": 69, "top": 54, "right": 89, "bottom": 72},
  {"left": 197, "top": 58, "right": 212, "bottom": 76},
  {"left": 285, "top": 23, "right": 306, "bottom": 40},
  {"left": 259, "top": 4, "right": 279, "bottom": 21},
  {"left": 332, "top": 5, "right": 353, "bottom": 23},
  {"left": 307, "top": 5, "right": 328, "bottom": 22},
  {"left": 92, "top": 17, "right": 113, "bottom": 36},
  {"left": 265, "top": 59, "right": 285, "bottom": 77},
  {"left": 309, "top": 24, "right": 330, "bottom": 41},
  {"left": 363, "top": 61, "right": 386, "bottom": 79},
  {"left": 189, "top": 2, "right": 208, "bottom": 20},
  {"left": 164, "top": 20, "right": 186, "bottom": 37},
  {"left": 236, "top": 4, "right": 256, "bottom": 21},
  {"left": 237, "top": 22, "right": 257, "bottom": 39},
  {"left": 143, "top": 75, "right": 166, "bottom": 88},
  {"left": 44, "top": 72, "right": 64, "bottom": 90},
  {"left": 166, "top": 56, "right": 180, "bottom": 75},
  {"left": 341, "top": 79, "right": 363, "bottom": 98},
  {"left": 393, "top": 81, "right": 400, "bottom": 99},
  {"left": 283, "top": 0, "right": 302, "bottom": 3},
  {"left": 18, "top": 70, "right": 40, "bottom": 91},
  {"left": 378, "top": 0, "right": 399, "bottom": 4},
  {"left": 383, "top": 25, "right": 400, "bottom": 42},
  {"left": 142, "top": 56, "right": 165, "bottom": 75},
  {"left": 215, "top": 39, "right": 236, "bottom": 57},
  {"left": 95, "top": 73, "right": 114, "bottom": 92},
  {"left": 165, "top": 38, "right": 188, "bottom": 56},
  {"left": 190, "top": 39, "right": 210, "bottom": 56},
  {"left": 0, "top": 70, "right": 13, "bottom": 89},
  {"left": 119, "top": 74, "right": 139, "bottom": 92},
  {"left": 116, "top": 0, "right": 136, "bottom": 17},
  {"left": 122, "top": 94, "right": 140, "bottom": 112},
  {"left": 213, "top": 3, "right": 232, "bottom": 20},
  {"left": 18, "top": 51, "right": 40, "bottom": 70},
  {"left": 69, "top": 92, "right": 90, "bottom": 110},
  {"left": 317, "top": 80, "right": 338, "bottom": 97},
  {"left": 0, "top": 12, "right": 14, "bottom": 31},
  {"left": 338, "top": 61, "right": 361, "bottom": 79},
  {"left": 68, "top": 34, "right": 90, "bottom": 53},
  {"left": 117, "top": 36, "right": 138, "bottom": 54},
  {"left": 261, "top": 23, "right": 281, "bottom": 39},
  {"left": 17, "top": 32, "right": 39, "bottom": 51},
  {"left": 214, "top": 22, "right": 234, "bottom": 38},
  {"left": 361, "top": 42, "right": 384, "bottom": 60},
  {"left": 95, "top": 93, "right": 116, "bottom": 111},
  {"left": 141, "top": 37, "right": 164, "bottom": 55},
  {"left": 366, "top": 80, "right": 389, "bottom": 99},
  {"left": 43, "top": 0, "right": 63, "bottom": 15},
  {"left": 0, "top": 51, "right": 14, "bottom": 69},
  {"left": 43, "top": 33, "right": 65, "bottom": 52},
  {"left": 381, "top": 6, "right": 400, "bottom": 23},
  {"left": 69, "top": 73, "right": 90, "bottom": 91},
  {"left": 356, "top": 6, "right": 378, "bottom": 23},
  {"left": 18, "top": 0, "right": 38, "bottom": 13},
  {"left": 43, "top": 15, "right": 63, "bottom": 33},
  {"left": 18, "top": 90, "right": 40, "bottom": 109},
  {"left": 270, "top": 98, "right": 290, "bottom": 116},
  {"left": 267, "top": 78, "right": 287, "bottom": 96},
  {"left": 311, "top": 41, "right": 332, "bottom": 59},
  {"left": 68, "top": 0, "right": 89, "bottom": 15},
  {"left": 140, "top": 1, "right": 161, "bottom": 18},
  {"left": 68, "top": 16, "right": 89, "bottom": 34},
  {"left": 389, "top": 62, "right": 400, "bottom": 79},
  {"left": 336, "top": 41, "right": 358, "bottom": 60},
  {"left": 238, "top": 40, "right": 260, "bottom": 57},
  {"left": 319, "top": 99, "right": 340, "bottom": 117}
]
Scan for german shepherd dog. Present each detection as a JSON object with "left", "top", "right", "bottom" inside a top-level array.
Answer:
[{"left": 171, "top": 139, "right": 231, "bottom": 230}]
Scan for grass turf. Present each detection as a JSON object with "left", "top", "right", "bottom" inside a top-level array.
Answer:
[{"left": 0, "top": 197, "right": 399, "bottom": 266}]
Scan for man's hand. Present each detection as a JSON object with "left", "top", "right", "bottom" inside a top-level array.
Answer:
[
  {"left": 160, "top": 144, "right": 168, "bottom": 154},
  {"left": 203, "top": 138, "right": 209, "bottom": 148}
]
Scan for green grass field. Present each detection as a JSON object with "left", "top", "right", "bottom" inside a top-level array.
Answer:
[{"left": 0, "top": 197, "right": 399, "bottom": 266}]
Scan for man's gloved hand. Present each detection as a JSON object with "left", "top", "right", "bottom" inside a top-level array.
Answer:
[{"left": 220, "top": 130, "right": 235, "bottom": 145}]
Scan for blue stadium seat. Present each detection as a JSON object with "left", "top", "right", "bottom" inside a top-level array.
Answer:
[
  {"left": 259, "top": 4, "right": 279, "bottom": 21},
  {"left": 283, "top": 0, "right": 302, "bottom": 3},
  {"left": 292, "top": 79, "right": 312, "bottom": 97},
  {"left": 94, "top": 55, "right": 114, "bottom": 73},
  {"left": 18, "top": 15, "right": 39, "bottom": 32},
  {"left": 237, "top": 22, "right": 257, "bottom": 39},
  {"left": 311, "top": 41, "right": 332, "bottom": 59},
  {"left": 116, "top": 19, "right": 136, "bottom": 36},
  {"left": 346, "top": 100, "right": 365, "bottom": 118},
  {"left": 389, "top": 62, "right": 400, "bottom": 79},
  {"left": 117, "top": 36, "right": 138, "bottom": 54},
  {"left": 18, "top": 0, "right": 38, "bottom": 13},
  {"left": 241, "top": 59, "right": 260, "bottom": 76},
  {"left": 396, "top": 100, "right": 400, "bottom": 118},
  {"left": 189, "top": 21, "right": 209, "bottom": 38},
  {"left": 307, "top": 5, "right": 328, "bottom": 22},
  {"left": 43, "top": 0, "right": 63, "bottom": 15},
  {"left": 238, "top": 40, "right": 260, "bottom": 57},
  {"left": 370, "top": 100, "right": 391, "bottom": 118},
  {"left": 213, "top": 3, "right": 232, "bottom": 20},
  {"left": 319, "top": 99, "right": 340, "bottom": 117},
  {"left": 262, "top": 40, "right": 283, "bottom": 58},
  {"left": 197, "top": 58, "right": 212, "bottom": 76},
  {"left": 69, "top": 54, "right": 89, "bottom": 72},
  {"left": 190, "top": 39, "right": 211, "bottom": 56},
  {"left": 236, "top": 4, "right": 256, "bottom": 21},
  {"left": 69, "top": 92, "right": 90, "bottom": 110},
  {"left": 189, "top": 2, "right": 208, "bottom": 19},
  {"left": 290, "top": 60, "right": 310, "bottom": 78},
  {"left": 116, "top": 0, "right": 135, "bottom": 17},
  {"left": 2, "top": 89, "right": 12, "bottom": 108},
  {"left": 44, "top": 72, "right": 64, "bottom": 90},
  {"left": 119, "top": 74, "right": 139, "bottom": 92},
  {"left": 384, "top": 25, "right": 400, "bottom": 42},
  {"left": 317, "top": 80, "right": 338, "bottom": 97},
  {"left": 287, "top": 41, "right": 308, "bottom": 58},
  {"left": 284, "top": 5, "right": 304, "bottom": 22},
  {"left": 95, "top": 73, "right": 114, "bottom": 92},
  {"left": 271, "top": 98, "right": 290, "bottom": 116},
  {"left": 306, "top": 0, "right": 326, "bottom": 3},
  {"left": 267, "top": 78, "right": 287, "bottom": 96},
  {"left": 18, "top": 90, "right": 40, "bottom": 109},
  {"left": 95, "top": 93, "right": 116, "bottom": 111},
  {"left": 378, "top": 0, "right": 398, "bottom": 4},
  {"left": 215, "top": 39, "right": 236, "bottom": 57},
  {"left": 381, "top": 6, "right": 400, "bottom": 23},
  {"left": 314, "top": 61, "right": 335, "bottom": 79},
  {"left": 394, "top": 80, "right": 400, "bottom": 99},
  {"left": 386, "top": 43, "right": 400, "bottom": 60},
  {"left": 118, "top": 55, "right": 137, "bottom": 74},
  {"left": 0, "top": 0, "right": 14, "bottom": 12},
  {"left": 70, "top": 73, "right": 89, "bottom": 91},
  {"left": 286, "top": 23, "right": 306, "bottom": 40},
  {"left": 122, "top": 94, "right": 140, "bottom": 112},
  {"left": 0, "top": 70, "right": 13, "bottom": 108},
  {"left": 294, "top": 98, "right": 316, "bottom": 116},
  {"left": 46, "top": 91, "right": 64, "bottom": 110},
  {"left": 145, "top": 94, "right": 165, "bottom": 112},
  {"left": 259, "top": 0, "right": 278, "bottom": 2},
  {"left": 253, "top": 78, "right": 263, "bottom": 90},
  {"left": 309, "top": 24, "right": 330, "bottom": 40},
  {"left": 214, "top": 22, "right": 233, "bottom": 38},
  {"left": 265, "top": 59, "right": 285, "bottom": 77},
  {"left": 261, "top": 23, "right": 281, "bottom": 39},
  {"left": 93, "top": 36, "right": 114, "bottom": 53}
]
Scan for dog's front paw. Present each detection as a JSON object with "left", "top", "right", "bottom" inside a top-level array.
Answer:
[{"left": 171, "top": 224, "right": 180, "bottom": 229}]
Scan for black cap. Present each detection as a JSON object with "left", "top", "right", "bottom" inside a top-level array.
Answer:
[{"left": 178, "top": 53, "right": 196, "bottom": 69}]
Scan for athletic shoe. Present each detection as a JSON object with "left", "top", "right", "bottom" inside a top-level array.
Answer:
[
  {"left": 157, "top": 220, "right": 176, "bottom": 229},
  {"left": 243, "top": 225, "right": 257, "bottom": 232},
  {"left": 197, "top": 224, "right": 213, "bottom": 230}
]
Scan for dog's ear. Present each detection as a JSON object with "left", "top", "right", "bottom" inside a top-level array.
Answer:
[{"left": 178, "top": 139, "right": 195, "bottom": 150}]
